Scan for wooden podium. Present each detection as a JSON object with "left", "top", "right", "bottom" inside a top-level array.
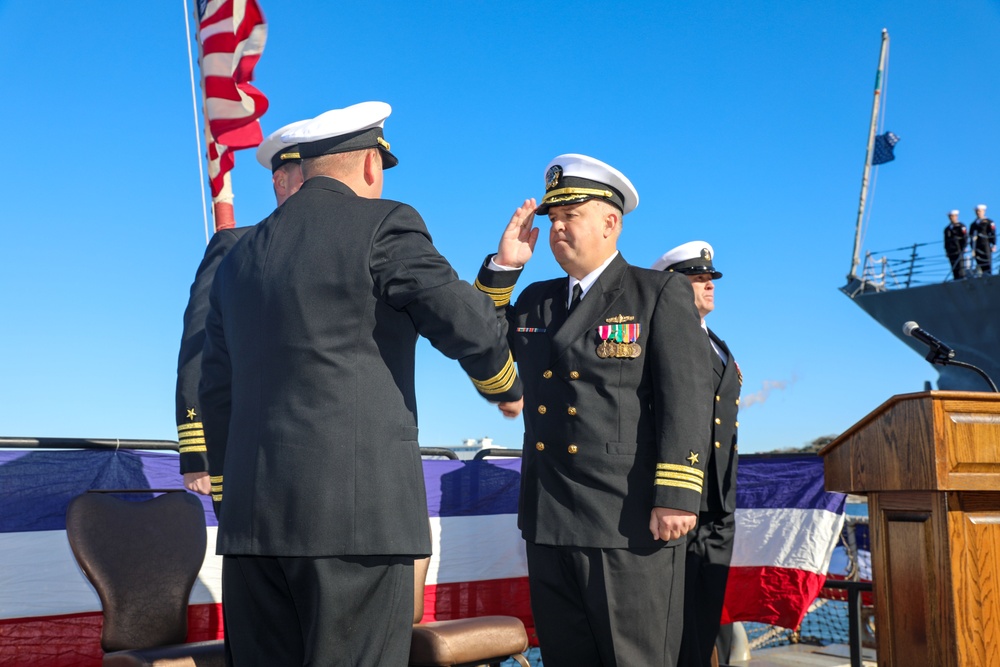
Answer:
[{"left": 821, "top": 391, "right": 1000, "bottom": 666}]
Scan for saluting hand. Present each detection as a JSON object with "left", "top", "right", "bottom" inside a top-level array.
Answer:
[
  {"left": 495, "top": 199, "right": 539, "bottom": 268},
  {"left": 649, "top": 507, "right": 697, "bottom": 542}
]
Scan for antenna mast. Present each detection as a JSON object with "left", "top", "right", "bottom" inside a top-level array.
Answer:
[{"left": 848, "top": 29, "right": 889, "bottom": 281}]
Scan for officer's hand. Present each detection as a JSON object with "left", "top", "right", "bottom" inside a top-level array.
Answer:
[
  {"left": 496, "top": 398, "right": 523, "bottom": 418},
  {"left": 649, "top": 507, "right": 697, "bottom": 541},
  {"left": 495, "top": 199, "right": 539, "bottom": 268},
  {"left": 184, "top": 471, "right": 212, "bottom": 495}
]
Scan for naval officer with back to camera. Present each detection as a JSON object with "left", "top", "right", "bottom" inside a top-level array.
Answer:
[
  {"left": 175, "top": 118, "right": 308, "bottom": 495},
  {"left": 199, "top": 101, "right": 523, "bottom": 667},
  {"left": 474, "top": 154, "right": 714, "bottom": 666}
]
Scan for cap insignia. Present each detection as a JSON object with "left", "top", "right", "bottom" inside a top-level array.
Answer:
[
  {"left": 687, "top": 451, "right": 700, "bottom": 465},
  {"left": 545, "top": 165, "right": 562, "bottom": 190},
  {"left": 701, "top": 248, "right": 712, "bottom": 260},
  {"left": 186, "top": 408, "right": 197, "bottom": 421},
  {"left": 605, "top": 314, "right": 635, "bottom": 323}
]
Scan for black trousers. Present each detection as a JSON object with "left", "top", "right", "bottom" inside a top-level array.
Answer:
[
  {"left": 974, "top": 245, "right": 992, "bottom": 274},
  {"left": 526, "top": 542, "right": 684, "bottom": 667},
  {"left": 947, "top": 252, "right": 966, "bottom": 279},
  {"left": 677, "top": 512, "right": 736, "bottom": 667},
  {"left": 222, "top": 554, "right": 413, "bottom": 667}
]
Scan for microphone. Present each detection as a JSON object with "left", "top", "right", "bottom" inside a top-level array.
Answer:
[{"left": 903, "top": 321, "right": 955, "bottom": 359}]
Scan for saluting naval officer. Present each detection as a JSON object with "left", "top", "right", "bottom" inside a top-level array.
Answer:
[
  {"left": 474, "top": 154, "right": 714, "bottom": 666},
  {"left": 175, "top": 118, "right": 309, "bottom": 495},
  {"left": 653, "top": 241, "right": 741, "bottom": 667},
  {"left": 198, "top": 101, "right": 523, "bottom": 667}
]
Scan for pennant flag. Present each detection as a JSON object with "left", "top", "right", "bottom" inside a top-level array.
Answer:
[
  {"left": 721, "top": 456, "right": 846, "bottom": 629},
  {"left": 196, "top": 0, "right": 269, "bottom": 230},
  {"left": 871, "top": 131, "right": 899, "bottom": 165}
]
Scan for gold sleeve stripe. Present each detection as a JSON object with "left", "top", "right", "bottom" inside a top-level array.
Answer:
[
  {"left": 474, "top": 279, "right": 515, "bottom": 306},
  {"left": 656, "top": 463, "right": 704, "bottom": 479},
  {"left": 179, "top": 445, "right": 207, "bottom": 454},
  {"left": 210, "top": 475, "right": 223, "bottom": 483},
  {"left": 471, "top": 352, "right": 517, "bottom": 394},
  {"left": 210, "top": 483, "right": 223, "bottom": 492},
  {"left": 654, "top": 479, "right": 703, "bottom": 493},
  {"left": 177, "top": 422, "right": 203, "bottom": 432},
  {"left": 179, "top": 436, "right": 205, "bottom": 444},
  {"left": 655, "top": 470, "right": 704, "bottom": 487},
  {"left": 211, "top": 493, "right": 223, "bottom": 501}
]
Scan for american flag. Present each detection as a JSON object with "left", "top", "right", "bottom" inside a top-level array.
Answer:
[{"left": 196, "top": 0, "right": 269, "bottom": 229}]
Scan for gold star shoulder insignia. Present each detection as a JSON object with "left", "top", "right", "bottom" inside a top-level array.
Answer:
[
  {"left": 186, "top": 408, "right": 197, "bottom": 421},
  {"left": 687, "top": 451, "right": 700, "bottom": 465}
]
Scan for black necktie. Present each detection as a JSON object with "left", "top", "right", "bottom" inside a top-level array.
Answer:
[{"left": 569, "top": 283, "right": 583, "bottom": 313}]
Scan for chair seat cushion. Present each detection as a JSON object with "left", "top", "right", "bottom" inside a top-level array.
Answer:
[{"left": 409, "top": 616, "right": 529, "bottom": 666}]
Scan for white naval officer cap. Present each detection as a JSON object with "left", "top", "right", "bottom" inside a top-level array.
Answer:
[
  {"left": 282, "top": 101, "right": 398, "bottom": 168},
  {"left": 255, "top": 118, "right": 312, "bottom": 172},
  {"left": 949, "top": 209, "right": 960, "bottom": 216},
  {"left": 976, "top": 204, "right": 987, "bottom": 211},
  {"left": 651, "top": 240, "right": 722, "bottom": 279},
  {"left": 535, "top": 154, "right": 639, "bottom": 216}
]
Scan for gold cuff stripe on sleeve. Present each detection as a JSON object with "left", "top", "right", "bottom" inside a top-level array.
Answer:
[
  {"left": 471, "top": 352, "right": 517, "bottom": 394},
  {"left": 210, "top": 475, "right": 223, "bottom": 482},
  {"left": 474, "top": 279, "right": 515, "bottom": 306},
  {"left": 177, "top": 422, "right": 203, "bottom": 432},
  {"left": 656, "top": 463, "right": 705, "bottom": 478},
  {"left": 210, "top": 483, "right": 223, "bottom": 492},
  {"left": 542, "top": 187, "right": 614, "bottom": 205},
  {"left": 654, "top": 479, "right": 704, "bottom": 493},
  {"left": 179, "top": 445, "right": 207, "bottom": 454},
  {"left": 656, "top": 470, "right": 704, "bottom": 488},
  {"left": 179, "top": 435, "right": 205, "bottom": 444},
  {"left": 211, "top": 493, "right": 223, "bottom": 501}
]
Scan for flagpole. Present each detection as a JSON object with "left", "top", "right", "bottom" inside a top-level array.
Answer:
[
  {"left": 182, "top": 0, "right": 211, "bottom": 244},
  {"left": 848, "top": 29, "right": 889, "bottom": 281}
]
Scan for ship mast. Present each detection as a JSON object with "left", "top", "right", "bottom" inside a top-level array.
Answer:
[{"left": 848, "top": 29, "right": 890, "bottom": 281}]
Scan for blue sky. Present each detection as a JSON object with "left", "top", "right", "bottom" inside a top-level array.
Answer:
[{"left": 1, "top": 0, "right": 997, "bottom": 453}]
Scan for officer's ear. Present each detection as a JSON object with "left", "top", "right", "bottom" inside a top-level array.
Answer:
[
  {"left": 363, "top": 148, "right": 381, "bottom": 186},
  {"left": 602, "top": 205, "right": 621, "bottom": 238}
]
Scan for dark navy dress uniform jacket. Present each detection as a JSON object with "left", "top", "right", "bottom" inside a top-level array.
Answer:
[
  {"left": 200, "top": 177, "right": 521, "bottom": 558},
  {"left": 176, "top": 226, "right": 251, "bottom": 474},
  {"left": 476, "top": 253, "right": 714, "bottom": 549}
]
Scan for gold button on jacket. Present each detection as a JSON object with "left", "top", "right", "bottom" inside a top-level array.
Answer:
[{"left": 567, "top": 444, "right": 578, "bottom": 454}]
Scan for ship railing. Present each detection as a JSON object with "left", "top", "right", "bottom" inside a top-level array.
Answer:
[{"left": 857, "top": 240, "right": 984, "bottom": 292}]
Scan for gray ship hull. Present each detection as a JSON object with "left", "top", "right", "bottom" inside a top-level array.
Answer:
[{"left": 842, "top": 274, "right": 1000, "bottom": 391}]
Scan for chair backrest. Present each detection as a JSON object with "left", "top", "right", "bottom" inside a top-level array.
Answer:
[{"left": 65, "top": 491, "right": 207, "bottom": 653}]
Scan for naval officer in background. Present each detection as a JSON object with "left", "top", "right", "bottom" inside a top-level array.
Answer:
[
  {"left": 970, "top": 204, "right": 996, "bottom": 276},
  {"left": 474, "top": 154, "right": 714, "bottom": 666},
  {"left": 943, "top": 209, "right": 968, "bottom": 280},
  {"left": 653, "top": 241, "right": 741, "bottom": 667},
  {"left": 175, "top": 118, "right": 309, "bottom": 495},
  {"left": 199, "top": 102, "right": 523, "bottom": 667}
]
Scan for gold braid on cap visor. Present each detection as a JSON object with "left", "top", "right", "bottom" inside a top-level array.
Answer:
[{"left": 541, "top": 187, "right": 615, "bottom": 206}]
